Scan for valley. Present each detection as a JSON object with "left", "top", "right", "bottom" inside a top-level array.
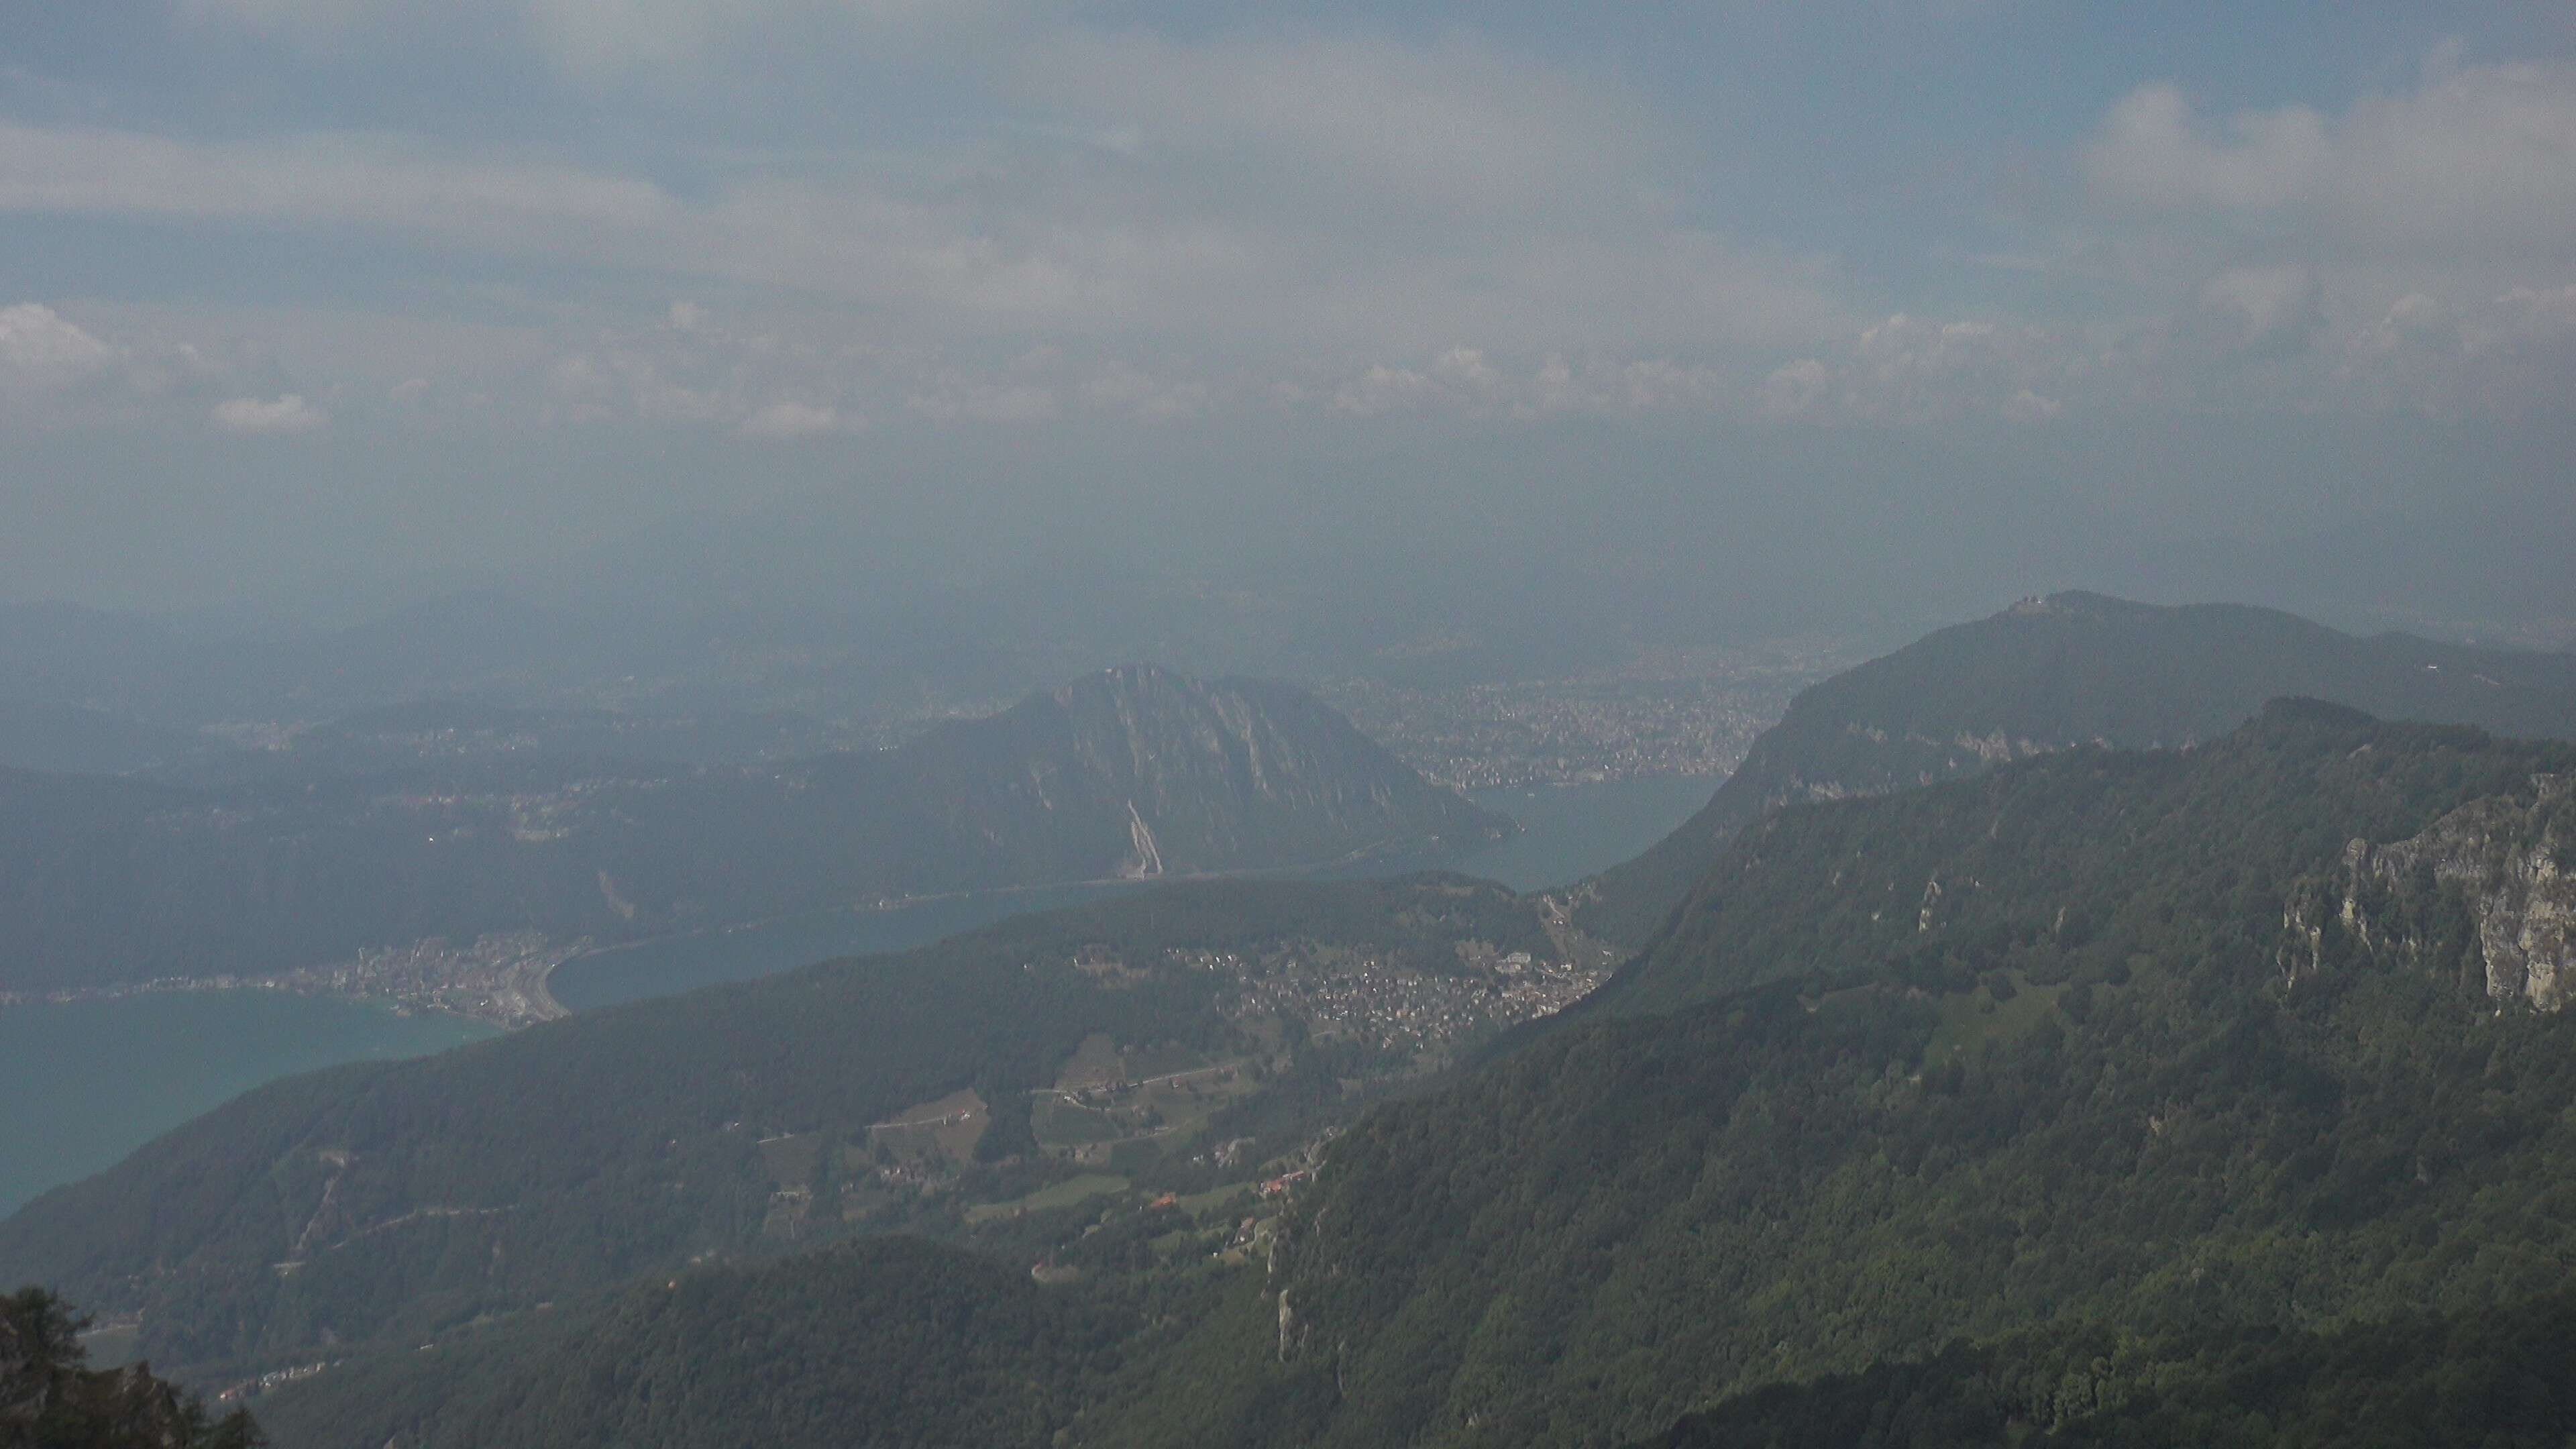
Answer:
[{"left": 15, "top": 594, "right": 2576, "bottom": 1449}]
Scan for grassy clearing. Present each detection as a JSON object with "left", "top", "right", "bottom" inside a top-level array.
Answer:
[
  {"left": 868, "top": 1087, "right": 987, "bottom": 1163},
  {"left": 1926, "top": 971, "right": 2068, "bottom": 1059},
  {"left": 1175, "top": 1183, "right": 1253, "bottom": 1220},
  {"left": 1055, "top": 1034, "right": 1126, "bottom": 1090},
  {"left": 965, "top": 1173, "right": 1130, "bottom": 1224},
  {"left": 756, "top": 1132, "right": 820, "bottom": 1187}
]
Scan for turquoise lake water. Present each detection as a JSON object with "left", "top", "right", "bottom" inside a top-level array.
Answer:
[
  {"left": 0, "top": 992, "right": 493, "bottom": 1217},
  {"left": 0, "top": 775, "right": 1713, "bottom": 1215}
]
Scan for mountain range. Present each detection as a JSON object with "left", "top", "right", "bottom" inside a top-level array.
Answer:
[
  {"left": 207, "top": 700, "right": 2576, "bottom": 1448},
  {"left": 13, "top": 592, "right": 2576, "bottom": 1447},
  {"left": 1578, "top": 590, "right": 2576, "bottom": 946},
  {"left": 0, "top": 665, "right": 1507, "bottom": 996}
]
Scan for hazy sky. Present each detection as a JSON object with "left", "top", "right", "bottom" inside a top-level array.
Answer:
[{"left": 3, "top": 3, "right": 2571, "bottom": 625}]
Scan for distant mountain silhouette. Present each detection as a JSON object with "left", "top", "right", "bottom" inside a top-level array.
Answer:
[
  {"left": 1578, "top": 591, "right": 2576, "bottom": 945},
  {"left": 0, "top": 665, "right": 1507, "bottom": 994}
]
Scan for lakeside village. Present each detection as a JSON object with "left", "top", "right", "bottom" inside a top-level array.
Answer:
[{"left": 1, "top": 932, "right": 583, "bottom": 1029}]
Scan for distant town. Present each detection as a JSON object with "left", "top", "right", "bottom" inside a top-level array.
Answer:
[{"left": 1319, "top": 639, "right": 1855, "bottom": 789}]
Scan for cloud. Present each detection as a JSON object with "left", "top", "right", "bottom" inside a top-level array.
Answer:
[
  {"left": 210, "top": 393, "right": 328, "bottom": 435},
  {"left": 2000, "top": 388, "right": 2061, "bottom": 424},
  {"left": 0, "top": 17, "right": 1854, "bottom": 366},
  {"left": 2083, "top": 82, "right": 2330, "bottom": 211},
  {"left": 2082, "top": 54, "right": 2576, "bottom": 258},
  {"left": 1758, "top": 358, "right": 1831, "bottom": 418},
  {"left": 180, "top": 0, "right": 992, "bottom": 82},
  {"left": 0, "top": 302, "right": 261, "bottom": 426},
  {"left": 1319, "top": 348, "right": 1735, "bottom": 421},
  {"left": 1018, "top": 32, "right": 1663, "bottom": 220},
  {"left": 1743, "top": 315, "right": 2097, "bottom": 424},
  {"left": 0, "top": 304, "right": 119, "bottom": 389},
  {"left": 738, "top": 399, "right": 850, "bottom": 438},
  {"left": 2181, "top": 266, "right": 2327, "bottom": 358},
  {"left": 1078, "top": 362, "right": 1206, "bottom": 423},
  {"left": 905, "top": 377, "right": 1058, "bottom": 424},
  {"left": 0, "top": 123, "right": 671, "bottom": 253}
]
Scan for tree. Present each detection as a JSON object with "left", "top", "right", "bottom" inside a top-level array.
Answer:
[{"left": 2, "top": 1287, "right": 264, "bottom": 1448}]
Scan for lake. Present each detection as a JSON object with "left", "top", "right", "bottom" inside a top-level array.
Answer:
[
  {"left": 0, "top": 992, "right": 493, "bottom": 1217},
  {"left": 1456, "top": 776, "right": 1712, "bottom": 892},
  {"left": 0, "top": 775, "right": 1713, "bottom": 1215},
  {"left": 551, "top": 774, "right": 1714, "bottom": 1011}
]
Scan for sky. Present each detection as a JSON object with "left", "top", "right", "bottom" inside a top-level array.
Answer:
[{"left": 2, "top": 2, "right": 2572, "bottom": 632}]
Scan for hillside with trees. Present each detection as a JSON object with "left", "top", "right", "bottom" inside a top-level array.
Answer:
[
  {"left": 1578, "top": 592, "right": 2576, "bottom": 946},
  {"left": 107, "top": 702, "right": 2576, "bottom": 1449},
  {"left": 0, "top": 874, "right": 1558, "bottom": 1387},
  {"left": 1128, "top": 705, "right": 2576, "bottom": 1445},
  {"left": 250, "top": 1238, "right": 1125, "bottom": 1449}
]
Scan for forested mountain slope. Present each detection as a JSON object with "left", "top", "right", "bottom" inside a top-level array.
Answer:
[
  {"left": 1126, "top": 704, "right": 2576, "bottom": 1446},
  {"left": 56, "top": 704, "right": 2576, "bottom": 1448},
  {"left": 0, "top": 664, "right": 1507, "bottom": 994},
  {"left": 251, "top": 1237, "right": 1126, "bottom": 1449},
  {"left": 1643, "top": 1292, "right": 2576, "bottom": 1448},
  {"left": 0, "top": 875, "right": 1556, "bottom": 1384},
  {"left": 1578, "top": 592, "right": 2576, "bottom": 945}
]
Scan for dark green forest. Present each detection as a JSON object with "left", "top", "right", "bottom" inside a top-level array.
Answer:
[
  {"left": 1108, "top": 705, "right": 2576, "bottom": 1445},
  {"left": 1646, "top": 1291, "right": 2576, "bottom": 1448},
  {"left": 1, "top": 1287, "right": 262, "bottom": 1448},
  {"left": 251, "top": 1238, "right": 1128, "bottom": 1449}
]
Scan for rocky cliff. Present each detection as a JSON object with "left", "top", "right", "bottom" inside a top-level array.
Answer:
[
  {"left": 892, "top": 663, "right": 1510, "bottom": 881},
  {"left": 2286, "top": 774, "right": 2576, "bottom": 1008}
]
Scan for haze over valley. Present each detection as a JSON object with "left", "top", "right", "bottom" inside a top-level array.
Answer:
[{"left": 7, "top": 3, "right": 2576, "bottom": 1446}]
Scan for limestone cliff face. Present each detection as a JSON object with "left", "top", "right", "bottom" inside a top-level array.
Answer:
[
  {"left": 2284, "top": 775, "right": 2576, "bottom": 1009},
  {"left": 892, "top": 664, "right": 1514, "bottom": 882}
]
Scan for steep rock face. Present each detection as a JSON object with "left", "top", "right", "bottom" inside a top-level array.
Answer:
[
  {"left": 1580, "top": 592, "right": 2576, "bottom": 947},
  {"left": 2288, "top": 775, "right": 2576, "bottom": 1009},
  {"left": 895, "top": 665, "right": 1504, "bottom": 881}
]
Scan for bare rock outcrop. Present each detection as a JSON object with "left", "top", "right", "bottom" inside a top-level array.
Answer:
[{"left": 2284, "top": 775, "right": 2576, "bottom": 1008}]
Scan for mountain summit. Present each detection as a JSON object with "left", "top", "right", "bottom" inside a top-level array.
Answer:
[
  {"left": 892, "top": 664, "right": 1508, "bottom": 883},
  {"left": 0, "top": 666, "right": 1507, "bottom": 997},
  {"left": 1578, "top": 592, "right": 2576, "bottom": 945}
]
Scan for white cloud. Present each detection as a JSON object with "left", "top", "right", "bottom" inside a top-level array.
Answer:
[
  {"left": 0, "top": 304, "right": 118, "bottom": 389},
  {"left": 738, "top": 399, "right": 850, "bottom": 438},
  {"left": 1745, "top": 315, "right": 2098, "bottom": 424},
  {"left": 181, "top": 0, "right": 992, "bottom": 81},
  {"left": 0, "top": 18, "right": 1855, "bottom": 366},
  {"left": 0, "top": 302, "right": 260, "bottom": 425},
  {"left": 210, "top": 393, "right": 329, "bottom": 435},
  {"left": 1322, "top": 350, "right": 1735, "bottom": 421},
  {"left": 2000, "top": 388, "right": 2061, "bottom": 423},
  {"left": 2182, "top": 266, "right": 2326, "bottom": 357},
  {"left": 2082, "top": 55, "right": 2576, "bottom": 257},
  {"left": 1019, "top": 32, "right": 1662, "bottom": 220},
  {"left": 1759, "top": 358, "right": 1831, "bottom": 418},
  {"left": 2084, "top": 83, "right": 2330, "bottom": 211},
  {"left": 1078, "top": 363, "right": 1206, "bottom": 423},
  {"left": 905, "top": 377, "right": 1058, "bottom": 424}
]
